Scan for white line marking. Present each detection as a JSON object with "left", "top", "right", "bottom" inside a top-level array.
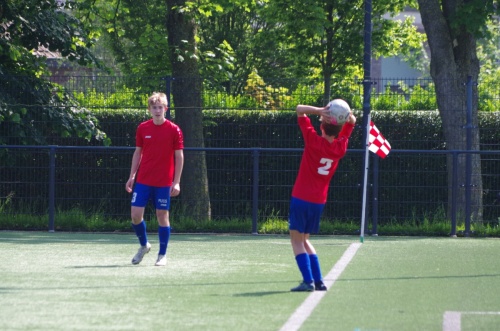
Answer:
[
  {"left": 279, "top": 242, "right": 362, "bottom": 331},
  {"left": 443, "top": 311, "right": 462, "bottom": 331},
  {"left": 443, "top": 311, "right": 500, "bottom": 331}
]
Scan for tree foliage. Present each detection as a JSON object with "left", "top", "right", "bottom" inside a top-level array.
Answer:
[
  {"left": 261, "top": 0, "right": 426, "bottom": 102},
  {"left": 74, "top": 0, "right": 171, "bottom": 77},
  {"left": 416, "top": 0, "right": 499, "bottom": 223},
  {"left": 0, "top": 0, "right": 108, "bottom": 145},
  {"left": 76, "top": 0, "right": 426, "bottom": 101}
]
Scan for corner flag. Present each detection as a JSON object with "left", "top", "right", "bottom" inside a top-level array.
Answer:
[{"left": 369, "top": 121, "right": 391, "bottom": 158}]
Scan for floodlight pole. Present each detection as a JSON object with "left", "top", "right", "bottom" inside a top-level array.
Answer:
[
  {"left": 360, "top": 119, "right": 371, "bottom": 244},
  {"left": 360, "top": 0, "right": 373, "bottom": 243}
]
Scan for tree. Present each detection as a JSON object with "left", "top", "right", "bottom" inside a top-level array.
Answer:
[
  {"left": 163, "top": 0, "right": 278, "bottom": 220},
  {"left": 0, "top": 0, "right": 108, "bottom": 146},
  {"left": 262, "top": 0, "right": 426, "bottom": 103},
  {"left": 416, "top": 0, "right": 499, "bottom": 224},
  {"left": 76, "top": 0, "right": 238, "bottom": 86},
  {"left": 165, "top": 0, "right": 211, "bottom": 219},
  {"left": 196, "top": 1, "right": 301, "bottom": 93},
  {"left": 75, "top": 0, "right": 172, "bottom": 78},
  {"left": 75, "top": 0, "right": 213, "bottom": 219}
]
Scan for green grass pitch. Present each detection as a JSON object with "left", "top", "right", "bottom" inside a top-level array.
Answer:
[{"left": 1, "top": 232, "right": 499, "bottom": 331}]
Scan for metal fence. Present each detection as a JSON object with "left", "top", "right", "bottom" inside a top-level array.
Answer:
[
  {"left": 1, "top": 75, "right": 499, "bottom": 234},
  {"left": 1, "top": 145, "right": 499, "bottom": 234}
]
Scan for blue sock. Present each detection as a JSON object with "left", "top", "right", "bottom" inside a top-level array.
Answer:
[
  {"left": 309, "top": 254, "right": 323, "bottom": 282},
  {"left": 295, "top": 253, "right": 313, "bottom": 284},
  {"left": 158, "top": 226, "right": 170, "bottom": 255},
  {"left": 132, "top": 220, "right": 148, "bottom": 246}
]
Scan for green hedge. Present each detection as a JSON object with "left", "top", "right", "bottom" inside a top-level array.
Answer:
[{"left": 2, "top": 110, "right": 500, "bottom": 224}]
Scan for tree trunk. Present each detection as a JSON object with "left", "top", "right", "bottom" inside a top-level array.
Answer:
[
  {"left": 417, "top": 0, "right": 483, "bottom": 223},
  {"left": 166, "top": 0, "right": 211, "bottom": 220}
]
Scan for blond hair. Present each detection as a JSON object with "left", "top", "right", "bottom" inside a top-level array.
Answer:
[{"left": 148, "top": 92, "right": 169, "bottom": 108}]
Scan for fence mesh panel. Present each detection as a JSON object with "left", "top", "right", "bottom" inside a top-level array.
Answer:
[{"left": 1, "top": 75, "right": 499, "bottom": 232}]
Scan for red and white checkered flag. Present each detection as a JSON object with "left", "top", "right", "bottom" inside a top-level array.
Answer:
[{"left": 369, "top": 121, "right": 391, "bottom": 159}]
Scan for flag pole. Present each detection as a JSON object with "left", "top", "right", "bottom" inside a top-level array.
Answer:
[
  {"left": 360, "top": 115, "right": 371, "bottom": 243},
  {"left": 360, "top": 0, "right": 372, "bottom": 243}
]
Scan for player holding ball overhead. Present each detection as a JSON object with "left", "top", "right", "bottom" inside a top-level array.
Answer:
[
  {"left": 289, "top": 100, "right": 356, "bottom": 292},
  {"left": 125, "top": 92, "right": 184, "bottom": 267}
]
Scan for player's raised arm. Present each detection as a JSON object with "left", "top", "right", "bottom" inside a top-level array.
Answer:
[{"left": 296, "top": 105, "right": 326, "bottom": 117}]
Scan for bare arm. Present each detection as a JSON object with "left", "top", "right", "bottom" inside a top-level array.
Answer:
[
  {"left": 125, "top": 147, "right": 142, "bottom": 193},
  {"left": 296, "top": 104, "right": 328, "bottom": 117},
  {"left": 296, "top": 105, "right": 326, "bottom": 117},
  {"left": 297, "top": 104, "right": 356, "bottom": 126},
  {"left": 170, "top": 149, "right": 184, "bottom": 197}
]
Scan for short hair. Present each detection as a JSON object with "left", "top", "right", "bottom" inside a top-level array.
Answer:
[
  {"left": 148, "top": 92, "right": 169, "bottom": 107},
  {"left": 320, "top": 122, "right": 343, "bottom": 137}
]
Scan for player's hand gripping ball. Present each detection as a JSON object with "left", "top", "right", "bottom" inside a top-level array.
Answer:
[{"left": 325, "top": 99, "right": 351, "bottom": 125}]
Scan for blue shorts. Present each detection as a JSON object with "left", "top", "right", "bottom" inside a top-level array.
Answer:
[
  {"left": 131, "top": 183, "right": 171, "bottom": 210},
  {"left": 288, "top": 197, "right": 325, "bottom": 234}
]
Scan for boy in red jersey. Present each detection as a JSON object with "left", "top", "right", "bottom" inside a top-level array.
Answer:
[
  {"left": 289, "top": 101, "right": 356, "bottom": 291},
  {"left": 125, "top": 92, "right": 184, "bottom": 266}
]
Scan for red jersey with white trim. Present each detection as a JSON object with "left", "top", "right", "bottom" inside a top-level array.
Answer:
[
  {"left": 135, "top": 119, "right": 184, "bottom": 187},
  {"left": 291, "top": 116, "right": 355, "bottom": 204}
]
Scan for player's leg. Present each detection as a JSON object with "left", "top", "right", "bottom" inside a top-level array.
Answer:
[
  {"left": 305, "top": 237, "right": 327, "bottom": 291},
  {"left": 130, "top": 183, "right": 152, "bottom": 265},
  {"left": 131, "top": 212, "right": 151, "bottom": 264},
  {"left": 131, "top": 206, "right": 148, "bottom": 244},
  {"left": 289, "top": 198, "right": 314, "bottom": 292},
  {"left": 153, "top": 186, "right": 171, "bottom": 266},
  {"left": 303, "top": 204, "right": 328, "bottom": 291}
]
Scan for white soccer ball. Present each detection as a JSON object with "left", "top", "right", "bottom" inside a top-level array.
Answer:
[{"left": 326, "top": 99, "right": 351, "bottom": 125}]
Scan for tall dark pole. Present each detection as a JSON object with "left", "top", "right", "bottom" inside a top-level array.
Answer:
[
  {"left": 464, "top": 76, "right": 473, "bottom": 237},
  {"left": 360, "top": 0, "right": 372, "bottom": 242}
]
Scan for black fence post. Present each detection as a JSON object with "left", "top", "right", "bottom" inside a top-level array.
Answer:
[
  {"left": 251, "top": 149, "right": 260, "bottom": 235},
  {"left": 372, "top": 154, "right": 379, "bottom": 236},
  {"left": 450, "top": 151, "right": 458, "bottom": 237},
  {"left": 48, "top": 146, "right": 56, "bottom": 233}
]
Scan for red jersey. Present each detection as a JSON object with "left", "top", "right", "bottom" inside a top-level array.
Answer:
[
  {"left": 135, "top": 119, "right": 184, "bottom": 187},
  {"left": 291, "top": 116, "right": 355, "bottom": 204}
]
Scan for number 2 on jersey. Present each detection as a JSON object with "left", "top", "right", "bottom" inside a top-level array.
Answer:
[{"left": 318, "top": 158, "right": 334, "bottom": 175}]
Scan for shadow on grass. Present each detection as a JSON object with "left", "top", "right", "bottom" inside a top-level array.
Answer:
[
  {"left": 335, "top": 273, "right": 500, "bottom": 282},
  {"left": 0, "top": 280, "right": 297, "bottom": 293},
  {"left": 0, "top": 231, "right": 135, "bottom": 245},
  {"left": 232, "top": 291, "right": 290, "bottom": 297},
  {"left": 69, "top": 265, "right": 134, "bottom": 269}
]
